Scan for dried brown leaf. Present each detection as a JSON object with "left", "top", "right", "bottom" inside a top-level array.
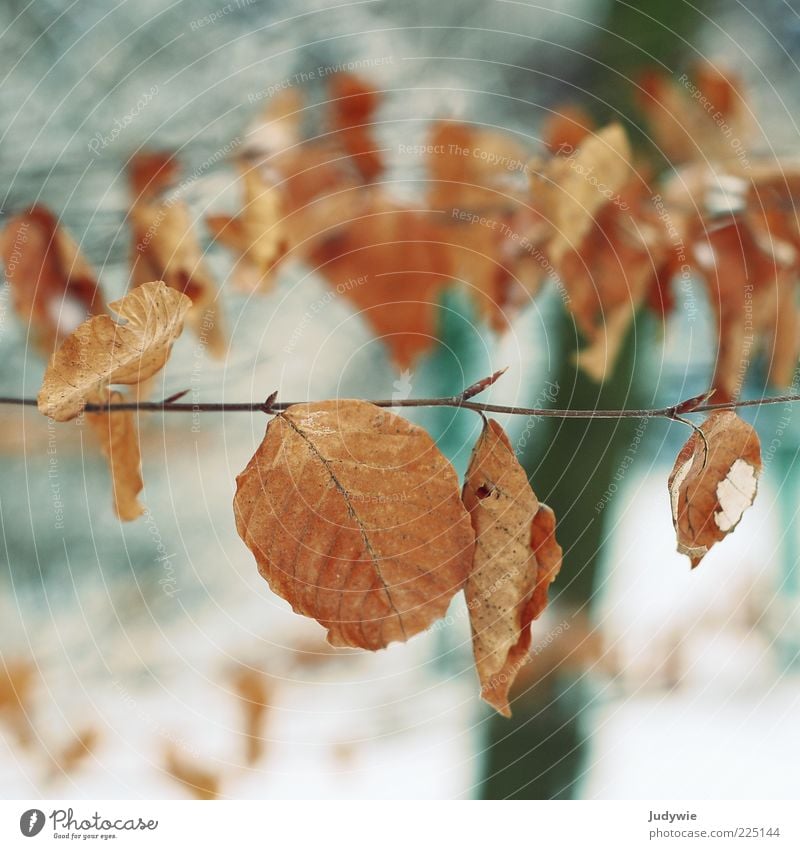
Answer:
[
  {"left": 0, "top": 206, "right": 104, "bottom": 355},
  {"left": 85, "top": 389, "right": 145, "bottom": 521},
  {"left": 668, "top": 411, "right": 762, "bottom": 567},
  {"left": 234, "top": 400, "right": 475, "bottom": 650},
  {"left": 462, "top": 419, "right": 562, "bottom": 716},
  {"left": 131, "top": 196, "right": 226, "bottom": 359},
  {"left": 533, "top": 123, "right": 632, "bottom": 264},
  {"left": 37, "top": 281, "right": 190, "bottom": 421}
]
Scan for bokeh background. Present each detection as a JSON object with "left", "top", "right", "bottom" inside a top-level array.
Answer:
[{"left": 2, "top": 0, "right": 800, "bottom": 799}]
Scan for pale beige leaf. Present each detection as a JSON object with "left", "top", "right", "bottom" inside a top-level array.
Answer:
[
  {"left": 462, "top": 419, "right": 563, "bottom": 716},
  {"left": 206, "top": 167, "right": 285, "bottom": 293},
  {"left": 131, "top": 199, "right": 226, "bottom": 358},
  {"left": 234, "top": 400, "right": 475, "bottom": 650},
  {"left": 85, "top": 389, "right": 145, "bottom": 521},
  {"left": 533, "top": 123, "right": 632, "bottom": 263},
  {"left": 668, "top": 411, "right": 762, "bottom": 568},
  {"left": 37, "top": 281, "right": 190, "bottom": 421}
]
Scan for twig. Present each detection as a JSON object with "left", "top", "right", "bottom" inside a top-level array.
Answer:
[{"left": 2, "top": 377, "right": 800, "bottom": 420}]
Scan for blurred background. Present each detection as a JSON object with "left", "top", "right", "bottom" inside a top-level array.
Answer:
[{"left": 2, "top": 0, "right": 800, "bottom": 799}]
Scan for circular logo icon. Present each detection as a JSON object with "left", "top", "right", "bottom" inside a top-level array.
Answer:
[{"left": 19, "top": 809, "right": 45, "bottom": 837}]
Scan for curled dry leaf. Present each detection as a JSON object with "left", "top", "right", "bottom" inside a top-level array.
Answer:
[
  {"left": 85, "top": 389, "right": 145, "bottom": 521},
  {"left": 37, "top": 281, "right": 190, "bottom": 421},
  {"left": 668, "top": 411, "right": 762, "bottom": 568},
  {"left": 234, "top": 400, "right": 475, "bottom": 650},
  {"left": 207, "top": 167, "right": 286, "bottom": 293},
  {"left": 0, "top": 205, "right": 103, "bottom": 355},
  {"left": 462, "top": 419, "right": 562, "bottom": 716}
]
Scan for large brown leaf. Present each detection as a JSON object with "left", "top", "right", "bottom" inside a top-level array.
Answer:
[
  {"left": 462, "top": 419, "right": 562, "bottom": 716},
  {"left": 37, "top": 281, "right": 190, "bottom": 421},
  {"left": 668, "top": 411, "right": 762, "bottom": 568},
  {"left": 234, "top": 400, "right": 475, "bottom": 650}
]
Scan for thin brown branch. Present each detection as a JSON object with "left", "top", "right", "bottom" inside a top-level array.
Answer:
[{"left": 2, "top": 381, "right": 800, "bottom": 420}]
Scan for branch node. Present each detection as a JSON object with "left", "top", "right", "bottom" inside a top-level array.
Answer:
[
  {"left": 262, "top": 391, "right": 279, "bottom": 415},
  {"left": 161, "top": 389, "right": 190, "bottom": 405},
  {"left": 458, "top": 367, "right": 509, "bottom": 403}
]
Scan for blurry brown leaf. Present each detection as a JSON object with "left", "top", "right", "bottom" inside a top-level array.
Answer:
[
  {"left": 426, "top": 120, "right": 531, "bottom": 210},
  {"left": 0, "top": 659, "right": 37, "bottom": 748},
  {"left": 129, "top": 150, "right": 180, "bottom": 200},
  {"left": 163, "top": 745, "right": 220, "bottom": 800},
  {"left": 130, "top": 154, "right": 226, "bottom": 358},
  {"left": 462, "top": 419, "right": 562, "bottom": 716},
  {"left": 668, "top": 411, "right": 762, "bottom": 568},
  {"left": 47, "top": 727, "right": 99, "bottom": 780},
  {"left": 637, "top": 62, "right": 751, "bottom": 165},
  {"left": 0, "top": 205, "right": 103, "bottom": 355},
  {"left": 230, "top": 665, "right": 272, "bottom": 766},
  {"left": 207, "top": 167, "right": 286, "bottom": 293},
  {"left": 37, "top": 281, "right": 190, "bottom": 421},
  {"left": 234, "top": 400, "right": 475, "bottom": 650},
  {"left": 85, "top": 389, "right": 145, "bottom": 521},
  {"left": 310, "top": 192, "right": 520, "bottom": 366},
  {"left": 308, "top": 197, "right": 454, "bottom": 367},
  {"left": 689, "top": 216, "right": 785, "bottom": 401},
  {"left": 329, "top": 73, "right": 383, "bottom": 183},
  {"left": 533, "top": 123, "right": 633, "bottom": 264},
  {"left": 541, "top": 104, "right": 594, "bottom": 155}
]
